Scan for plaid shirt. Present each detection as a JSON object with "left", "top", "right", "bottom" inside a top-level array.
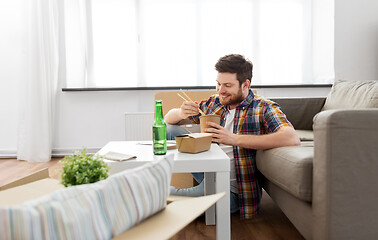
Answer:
[{"left": 189, "top": 90, "right": 292, "bottom": 219}]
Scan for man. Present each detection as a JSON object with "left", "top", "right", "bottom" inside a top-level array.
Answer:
[{"left": 164, "top": 54, "right": 300, "bottom": 219}]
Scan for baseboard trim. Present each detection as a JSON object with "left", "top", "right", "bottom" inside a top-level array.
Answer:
[
  {"left": 0, "top": 150, "right": 17, "bottom": 158},
  {"left": 52, "top": 147, "right": 101, "bottom": 157},
  {"left": 0, "top": 148, "right": 101, "bottom": 158}
]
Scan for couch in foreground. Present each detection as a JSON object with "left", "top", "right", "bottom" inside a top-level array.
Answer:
[{"left": 257, "top": 80, "right": 378, "bottom": 239}]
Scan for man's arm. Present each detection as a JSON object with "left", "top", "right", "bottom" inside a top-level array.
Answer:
[
  {"left": 205, "top": 122, "right": 300, "bottom": 150},
  {"left": 164, "top": 101, "right": 200, "bottom": 124}
]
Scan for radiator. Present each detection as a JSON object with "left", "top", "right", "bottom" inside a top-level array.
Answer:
[{"left": 125, "top": 112, "right": 154, "bottom": 141}]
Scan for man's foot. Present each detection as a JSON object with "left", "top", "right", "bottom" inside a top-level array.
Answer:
[{"left": 169, "top": 182, "right": 204, "bottom": 197}]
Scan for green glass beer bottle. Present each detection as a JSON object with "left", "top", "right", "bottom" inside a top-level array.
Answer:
[{"left": 153, "top": 100, "right": 167, "bottom": 155}]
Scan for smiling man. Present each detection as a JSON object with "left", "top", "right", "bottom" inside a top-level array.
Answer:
[{"left": 164, "top": 54, "right": 300, "bottom": 219}]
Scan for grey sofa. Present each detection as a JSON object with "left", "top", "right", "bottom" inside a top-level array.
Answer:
[{"left": 256, "top": 80, "right": 378, "bottom": 239}]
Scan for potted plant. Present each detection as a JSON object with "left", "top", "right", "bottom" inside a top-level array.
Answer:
[{"left": 60, "top": 148, "right": 109, "bottom": 187}]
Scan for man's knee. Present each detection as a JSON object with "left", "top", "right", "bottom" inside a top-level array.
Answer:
[{"left": 166, "top": 124, "right": 190, "bottom": 140}]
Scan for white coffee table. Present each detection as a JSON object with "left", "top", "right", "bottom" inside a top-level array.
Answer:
[{"left": 97, "top": 141, "right": 230, "bottom": 240}]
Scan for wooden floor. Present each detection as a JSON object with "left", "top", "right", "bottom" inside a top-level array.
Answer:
[{"left": 0, "top": 158, "right": 304, "bottom": 240}]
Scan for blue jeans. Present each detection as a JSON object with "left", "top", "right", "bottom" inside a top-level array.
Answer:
[
  {"left": 166, "top": 124, "right": 191, "bottom": 140},
  {"left": 168, "top": 124, "right": 239, "bottom": 213},
  {"left": 192, "top": 172, "right": 239, "bottom": 214}
]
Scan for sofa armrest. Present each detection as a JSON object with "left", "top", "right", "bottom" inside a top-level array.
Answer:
[
  {"left": 270, "top": 97, "right": 326, "bottom": 130},
  {"left": 312, "top": 109, "right": 378, "bottom": 239}
]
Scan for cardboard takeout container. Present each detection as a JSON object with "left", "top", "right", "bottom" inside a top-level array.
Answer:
[
  {"left": 175, "top": 133, "right": 212, "bottom": 153},
  {"left": 199, "top": 114, "right": 221, "bottom": 133},
  {"left": 0, "top": 168, "right": 224, "bottom": 240}
]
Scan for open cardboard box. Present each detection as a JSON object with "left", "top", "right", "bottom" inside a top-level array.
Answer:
[
  {"left": 175, "top": 133, "right": 212, "bottom": 153},
  {"left": 0, "top": 168, "right": 224, "bottom": 240}
]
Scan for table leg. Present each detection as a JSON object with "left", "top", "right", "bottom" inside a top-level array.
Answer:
[
  {"left": 204, "top": 172, "right": 216, "bottom": 225},
  {"left": 216, "top": 171, "right": 230, "bottom": 240}
]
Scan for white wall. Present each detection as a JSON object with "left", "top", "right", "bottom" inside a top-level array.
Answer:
[
  {"left": 2, "top": 0, "right": 378, "bottom": 155},
  {"left": 312, "top": 0, "right": 335, "bottom": 83},
  {"left": 335, "top": 0, "right": 378, "bottom": 80},
  {"left": 54, "top": 90, "right": 155, "bottom": 151}
]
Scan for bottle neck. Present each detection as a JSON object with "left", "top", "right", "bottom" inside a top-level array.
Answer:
[{"left": 155, "top": 101, "right": 164, "bottom": 121}]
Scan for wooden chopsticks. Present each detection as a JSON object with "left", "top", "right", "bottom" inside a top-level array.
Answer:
[{"left": 177, "top": 89, "right": 206, "bottom": 115}]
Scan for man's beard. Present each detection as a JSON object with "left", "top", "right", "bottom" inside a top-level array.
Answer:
[{"left": 219, "top": 88, "right": 244, "bottom": 106}]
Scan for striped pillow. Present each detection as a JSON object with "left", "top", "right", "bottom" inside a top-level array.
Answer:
[{"left": 0, "top": 154, "right": 174, "bottom": 240}]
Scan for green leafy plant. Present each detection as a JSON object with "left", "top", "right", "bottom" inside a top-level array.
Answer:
[{"left": 60, "top": 148, "right": 109, "bottom": 187}]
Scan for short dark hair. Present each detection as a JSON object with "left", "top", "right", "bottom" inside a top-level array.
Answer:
[{"left": 215, "top": 54, "right": 253, "bottom": 85}]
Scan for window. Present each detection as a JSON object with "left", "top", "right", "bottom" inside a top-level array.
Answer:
[{"left": 64, "top": 0, "right": 334, "bottom": 89}]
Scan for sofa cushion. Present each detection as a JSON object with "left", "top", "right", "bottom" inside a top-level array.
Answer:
[
  {"left": 0, "top": 154, "right": 174, "bottom": 240},
  {"left": 295, "top": 130, "right": 314, "bottom": 141},
  {"left": 257, "top": 146, "right": 313, "bottom": 202},
  {"left": 322, "top": 80, "right": 378, "bottom": 110},
  {"left": 271, "top": 97, "right": 326, "bottom": 130}
]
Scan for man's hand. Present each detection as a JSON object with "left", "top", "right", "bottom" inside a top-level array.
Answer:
[
  {"left": 204, "top": 123, "right": 300, "bottom": 150},
  {"left": 165, "top": 101, "right": 201, "bottom": 125},
  {"left": 179, "top": 101, "right": 200, "bottom": 119},
  {"left": 204, "top": 122, "right": 236, "bottom": 145}
]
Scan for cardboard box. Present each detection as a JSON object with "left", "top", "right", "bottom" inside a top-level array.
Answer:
[
  {"left": 0, "top": 167, "right": 50, "bottom": 191},
  {"left": 0, "top": 168, "right": 224, "bottom": 240},
  {"left": 175, "top": 133, "right": 212, "bottom": 153},
  {"left": 170, "top": 173, "right": 197, "bottom": 188},
  {"left": 155, "top": 90, "right": 217, "bottom": 117},
  {"left": 114, "top": 194, "right": 223, "bottom": 240}
]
